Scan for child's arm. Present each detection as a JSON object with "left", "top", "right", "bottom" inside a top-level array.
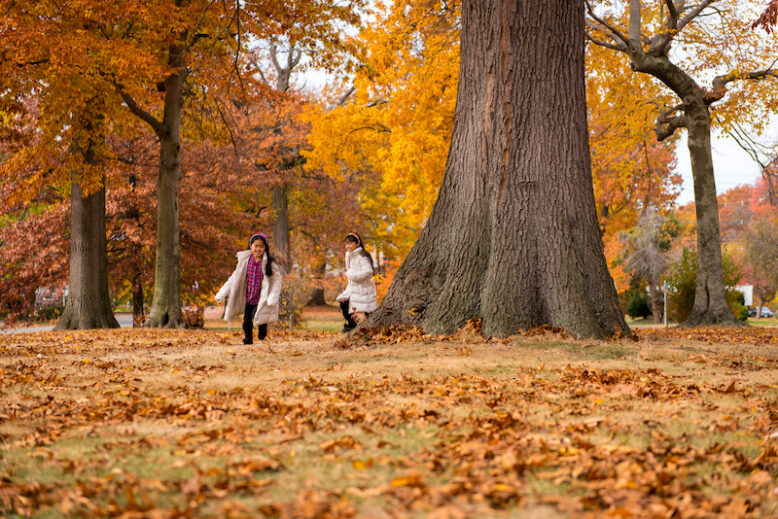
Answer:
[
  {"left": 215, "top": 270, "right": 238, "bottom": 302},
  {"left": 266, "top": 263, "right": 283, "bottom": 306}
]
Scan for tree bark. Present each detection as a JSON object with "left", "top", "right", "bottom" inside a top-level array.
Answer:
[
  {"left": 272, "top": 183, "right": 291, "bottom": 268},
  {"left": 368, "top": 0, "right": 629, "bottom": 339},
  {"left": 144, "top": 45, "right": 186, "bottom": 328},
  {"left": 132, "top": 265, "right": 144, "bottom": 327},
  {"left": 307, "top": 257, "right": 328, "bottom": 306},
  {"left": 682, "top": 103, "right": 737, "bottom": 325},
  {"left": 55, "top": 173, "right": 120, "bottom": 330}
]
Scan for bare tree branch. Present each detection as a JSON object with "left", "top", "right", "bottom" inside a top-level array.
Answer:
[
  {"left": 365, "top": 97, "right": 388, "bottom": 108},
  {"left": 584, "top": 0, "right": 630, "bottom": 48},
  {"left": 336, "top": 87, "right": 355, "bottom": 107},
  {"left": 646, "top": 0, "right": 680, "bottom": 56},
  {"left": 585, "top": 31, "right": 627, "bottom": 52},
  {"left": 665, "top": 0, "right": 679, "bottom": 27},
  {"left": 676, "top": 0, "right": 717, "bottom": 33},
  {"left": 269, "top": 40, "right": 282, "bottom": 74}
]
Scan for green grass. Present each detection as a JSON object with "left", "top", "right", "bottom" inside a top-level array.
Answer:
[{"left": 516, "top": 340, "right": 638, "bottom": 360}]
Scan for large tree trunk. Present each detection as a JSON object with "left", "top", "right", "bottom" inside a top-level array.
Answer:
[
  {"left": 682, "top": 104, "right": 737, "bottom": 326},
  {"left": 145, "top": 45, "right": 185, "bottom": 328},
  {"left": 368, "top": 0, "right": 629, "bottom": 339},
  {"left": 55, "top": 174, "right": 120, "bottom": 330}
]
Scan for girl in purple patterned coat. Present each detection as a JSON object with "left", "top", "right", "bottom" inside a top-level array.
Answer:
[{"left": 215, "top": 233, "right": 282, "bottom": 344}]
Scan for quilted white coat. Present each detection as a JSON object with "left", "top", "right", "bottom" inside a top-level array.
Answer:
[
  {"left": 336, "top": 247, "right": 377, "bottom": 313},
  {"left": 215, "top": 251, "right": 282, "bottom": 325}
]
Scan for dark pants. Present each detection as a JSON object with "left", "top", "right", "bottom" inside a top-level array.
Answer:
[
  {"left": 340, "top": 300, "right": 357, "bottom": 330},
  {"left": 243, "top": 303, "right": 268, "bottom": 343},
  {"left": 340, "top": 300, "right": 369, "bottom": 330}
]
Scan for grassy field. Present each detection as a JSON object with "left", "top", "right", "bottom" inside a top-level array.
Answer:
[
  {"left": 1, "top": 320, "right": 777, "bottom": 518},
  {"left": 626, "top": 316, "right": 778, "bottom": 328},
  {"left": 203, "top": 305, "right": 345, "bottom": 333}
]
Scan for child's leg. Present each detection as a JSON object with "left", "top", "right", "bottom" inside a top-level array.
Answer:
[
  {"left": 339, "top": 300, "right": 357, "bottom": 330},
  {"left": 257, "top": 323, "right": 268, "bottom": 340},
  {"left": 243, "top": 303, "right": 258, "bottom": 343}
]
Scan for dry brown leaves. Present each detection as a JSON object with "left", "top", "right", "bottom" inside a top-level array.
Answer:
[{"left": 0, "top": 326, "right": 777, "bottom": 518}]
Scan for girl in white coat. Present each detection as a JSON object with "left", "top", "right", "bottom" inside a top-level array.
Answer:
[
  {"left": 215, "top": 233, "right": 282, "bottom": 344},
  {"left": 336, "top": 232, "right": 378, "bottom": 332}
]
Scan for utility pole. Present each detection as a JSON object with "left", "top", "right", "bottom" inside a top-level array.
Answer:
[{"left": 663, "top": 281, "right": 668, "bottom": 327}]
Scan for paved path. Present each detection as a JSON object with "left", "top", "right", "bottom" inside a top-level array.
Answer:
[{"left": 0, "top": 313, "right": 134, "bottom": 334}]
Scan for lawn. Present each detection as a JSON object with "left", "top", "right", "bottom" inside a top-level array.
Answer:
[{"left": 1, "top": 321, "right": 777, "bottom": 518}]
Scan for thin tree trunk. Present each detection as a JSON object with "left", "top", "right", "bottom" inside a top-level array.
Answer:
[
  {"left": 307, "top": 288, "right": 327, "bottom": 306},
  {"left": 55, "top": 174, "right": 119, "bottom": 330},
  {"left": 368, "top": 0, "right": 629, "bottom": 339},
  {"left": 627, "top": 52, "right": 736, "bottom": 326},
  {"left": 132, "top": 265, "right": 144, "bottom": 327},
  {"left": 648, "top": 282, "right": 662, "bottom": 324},
  {"left": 307, "top": 257, "right": 327, "bottom": 306},
  {"left": 272, "top": 184, "right": 291, "bottom": 268},
  {"left": 145, "top": 45, "right": 186, "bottom": 328},
  {"left": 272, "top": 183, "right": 294, "bottom": 327},
  {"left": 682, "top": 105, "right": 737, "bottom": 325}
]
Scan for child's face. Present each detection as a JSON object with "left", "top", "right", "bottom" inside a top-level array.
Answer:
[
  {"left": 251, "top": 239, "right": 266, "bottom": 257},
  {"left": 345, "top": 240, "right": 358, "bottom": 252}
]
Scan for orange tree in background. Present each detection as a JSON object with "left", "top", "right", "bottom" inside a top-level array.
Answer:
[
  {"left": 104, "top": 133, "right": 262, "bottom": 326},
  {"left": 0, "top": 123, "right": 264, "bottom": 325},
  {"left": 743, "top": 214, "right": 778, "bottom": 315},
  {"left": 303, "top": 0, "right": 461, "bottom": 262},
  {"left": 0, "top": 1, "right": 257, "bottom": 327},
  {"left": 0, "top": 1, "right": 365, "bottom": 328},
  {"left": 587, "top": 43, "right": 682, "bottom": 243},
  {"left": 0, "top": 2, "right": 175, "bottom": 329}
]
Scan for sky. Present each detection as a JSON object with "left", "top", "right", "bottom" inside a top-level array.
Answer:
[{"left": 674, "top": 131, "right": 767, "bottom": 205}]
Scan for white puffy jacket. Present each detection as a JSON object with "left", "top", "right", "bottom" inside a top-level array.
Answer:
[
  {"left": 336, "top": 247, "right": 378, "bottom": 313},
  {"left": 215, "top": 251, "right": 282, "bottom": 325}
]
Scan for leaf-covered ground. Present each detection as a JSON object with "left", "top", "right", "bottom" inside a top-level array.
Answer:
[{"left": 1, "top": 322, "right": 777, "bottom": 518}]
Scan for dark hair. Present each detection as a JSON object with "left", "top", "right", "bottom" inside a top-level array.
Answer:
[
  {"left": 345, "top": 232, "right": 375, "bottom": 275},
  {"left": 249, "top": 234, "right": 274, "bottom": 277}
]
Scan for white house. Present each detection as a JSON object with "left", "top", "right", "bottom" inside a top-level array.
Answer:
[{"left": 733, "top": 285, "right": 753, "bottom": 306}]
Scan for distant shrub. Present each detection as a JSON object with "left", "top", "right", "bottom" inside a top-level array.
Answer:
[
  {"left": 36, "top": 304, "right": 64, "bottom": 322},
  {"left": 625, "top": 286, "right": 651, "bottom": 319},
  {"left": 665, "top": 247, "right": 743, "bottom": 322}
]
